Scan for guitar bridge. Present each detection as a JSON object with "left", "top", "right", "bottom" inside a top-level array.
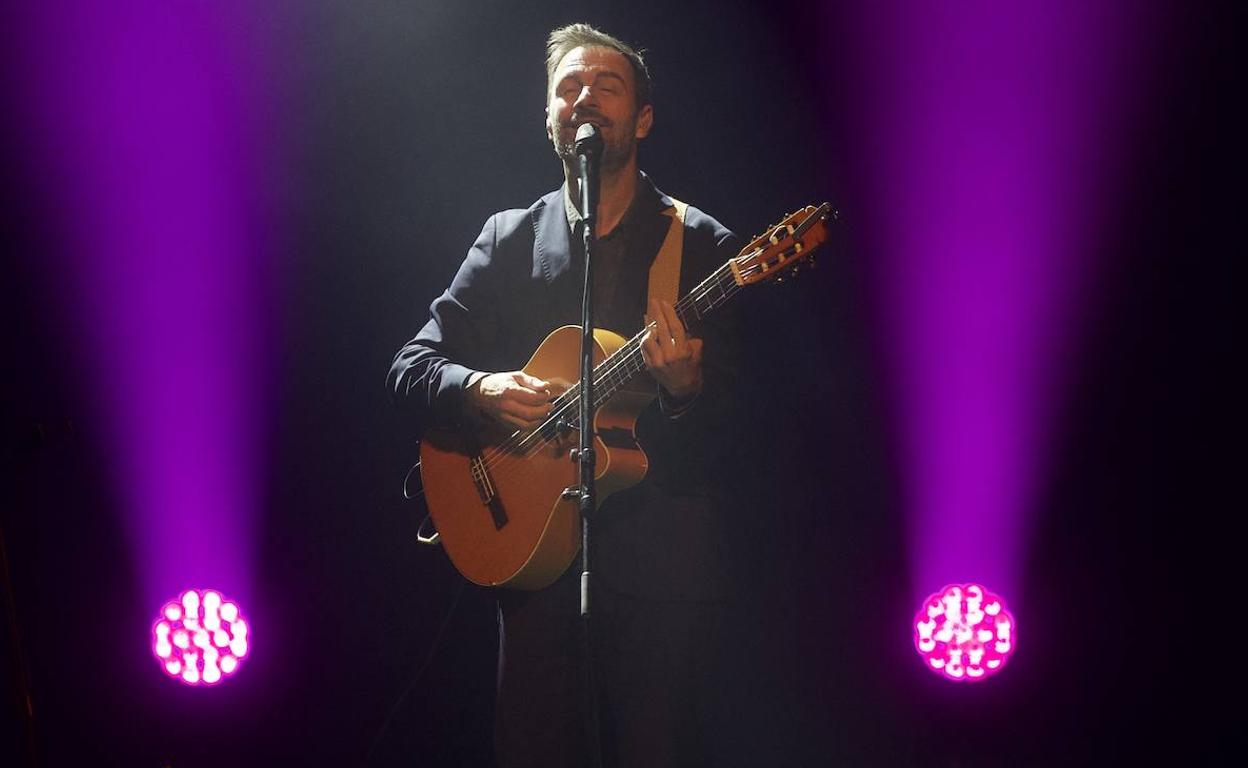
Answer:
[{"left": 469, "top": 453, "right": 508, "bottom": 530}]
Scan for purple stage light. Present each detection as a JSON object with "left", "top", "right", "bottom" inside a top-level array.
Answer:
[
  {"left": 153, "top": 589, "right": 249, "bottom": 686},
  {"left": 914, "top": 583, "right": 1014, "bottom": 683}
]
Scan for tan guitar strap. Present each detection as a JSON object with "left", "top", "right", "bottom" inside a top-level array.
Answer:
[{"left": 647, "top": 199, "right": 687, "bottom": 307}]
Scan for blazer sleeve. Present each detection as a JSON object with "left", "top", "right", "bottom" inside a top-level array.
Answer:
[{"left": 387, "top": 214, "right": 503, "bottom": 433}]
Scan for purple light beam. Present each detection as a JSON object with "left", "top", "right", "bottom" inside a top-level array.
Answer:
[
  {"left": 9, "top": 2, "right": 287, "bottom": 610},
  {"left": 829, "top": 1, "right": 1160, "bottom": 601}
]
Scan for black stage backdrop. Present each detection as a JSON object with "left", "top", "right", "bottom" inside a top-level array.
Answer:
[{"left": 2, "top": 1, "right": 1240, "bottom": 765}]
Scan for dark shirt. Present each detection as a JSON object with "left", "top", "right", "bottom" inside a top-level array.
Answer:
[{"left": 564, "top": 182, "right": 639, "bottom": 331}]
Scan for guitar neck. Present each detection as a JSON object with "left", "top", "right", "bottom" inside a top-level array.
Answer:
[{"left": 568, "top": 260, "right": 741, "bottom": 413}]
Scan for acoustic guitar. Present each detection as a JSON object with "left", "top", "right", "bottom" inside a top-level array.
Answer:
[{"left": 411, "top": 203, "right": 836, "bottom": 589}]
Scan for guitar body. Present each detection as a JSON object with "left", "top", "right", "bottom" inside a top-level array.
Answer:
[{"left": 419, "top": 325, "right": 652, "bottom": 590}]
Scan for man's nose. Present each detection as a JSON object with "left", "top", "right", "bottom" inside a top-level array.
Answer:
[{"left": 573, "top": 85, "right": 598, "bottom": 109}]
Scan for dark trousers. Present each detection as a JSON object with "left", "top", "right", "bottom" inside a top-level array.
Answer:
[{"left": 494, "top": 567, "right": 719, "bottom": 768}]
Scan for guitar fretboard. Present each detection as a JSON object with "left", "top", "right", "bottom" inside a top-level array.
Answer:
[{"left": 549, "top": 260, "right": 741, "bottom": 426}]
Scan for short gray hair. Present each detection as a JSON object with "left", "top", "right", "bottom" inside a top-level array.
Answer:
[{"left": 545, "top": 23, "right": 652, "bottom": 110}]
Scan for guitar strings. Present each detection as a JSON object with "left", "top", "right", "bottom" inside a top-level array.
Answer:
[
  {"left": 483, "top": 259, "right": 742, "bottom": 468},
  {"left": 475, "top": 260, "right": 753, "bottom": 482},
  {"left": 485, "top": 254, "right": 760, "bottom": 473}
]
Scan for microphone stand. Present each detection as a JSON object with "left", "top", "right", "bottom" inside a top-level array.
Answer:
[{"left": 572, "top": 123, "right": 604, "bottom": 768}]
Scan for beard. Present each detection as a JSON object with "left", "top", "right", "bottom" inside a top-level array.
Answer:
[{"left": 550, "top": 112, "right": 639, "bottom": 173}]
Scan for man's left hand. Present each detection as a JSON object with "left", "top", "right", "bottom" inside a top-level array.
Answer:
[{"left": 640, "top": 298, "right": 703, "bottom": 400}]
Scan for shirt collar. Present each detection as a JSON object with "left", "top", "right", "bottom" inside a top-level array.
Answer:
[{"left": 563, "top": 172, "right": 645, "bottom": 240}]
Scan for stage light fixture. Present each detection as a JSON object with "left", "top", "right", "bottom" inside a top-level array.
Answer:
[
  {"left": 913, "top": 583, "right": 1014, "bottom": 682},
  {"left": 152, "top": 589, "right": 249, "bottom": 686}
]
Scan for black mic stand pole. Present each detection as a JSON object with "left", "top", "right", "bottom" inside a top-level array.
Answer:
[{"left": 572, "top": 123, "right": 604, "bottom": 768}]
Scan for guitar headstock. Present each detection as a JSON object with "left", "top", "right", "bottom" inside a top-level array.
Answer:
[{"left": 730, "top": 203, "right": 837, "bottom": 287}]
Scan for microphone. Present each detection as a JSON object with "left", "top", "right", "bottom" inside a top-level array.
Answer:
[
  {"left": 575, "top": 124, "right": 602, "bottom": 227},
  {"left": 574, "top": 123, "right": 603, "bottom": 160}
]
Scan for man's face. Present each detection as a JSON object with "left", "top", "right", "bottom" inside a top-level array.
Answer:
[{"left": 546, "top": 46, "right": 653, "bottom": 172}]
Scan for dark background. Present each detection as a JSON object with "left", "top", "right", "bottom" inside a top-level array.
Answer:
[{"left": 2, "top": 1, "right": 1239, "bottom": 765}]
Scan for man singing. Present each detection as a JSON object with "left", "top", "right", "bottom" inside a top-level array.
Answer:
[{"left": 389, "top": 23, "right": 742, "bottom": 767}]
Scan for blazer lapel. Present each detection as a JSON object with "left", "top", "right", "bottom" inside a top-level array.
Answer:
[{"left": 532, "top": 186, "right": 571, "bottom": 286}]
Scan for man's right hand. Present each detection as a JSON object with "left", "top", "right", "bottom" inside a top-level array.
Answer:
[{"left": 467, "top": 371, "right": 558, "bottom": 430}]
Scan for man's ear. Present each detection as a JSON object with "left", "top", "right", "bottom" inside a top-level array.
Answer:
[
  {"left": 545, "top": 106, "right": 553, "bottom": 142},
  {"left": 634, "top": 103, "right": 653, "bottom": 140}
]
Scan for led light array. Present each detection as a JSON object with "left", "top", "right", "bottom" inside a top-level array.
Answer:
[
  {"left": 914, "top": 583, "right": 1014, "bottom": 682},
  {"left": 153, "top": 589, "right": 249, "bottom": 686}
]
